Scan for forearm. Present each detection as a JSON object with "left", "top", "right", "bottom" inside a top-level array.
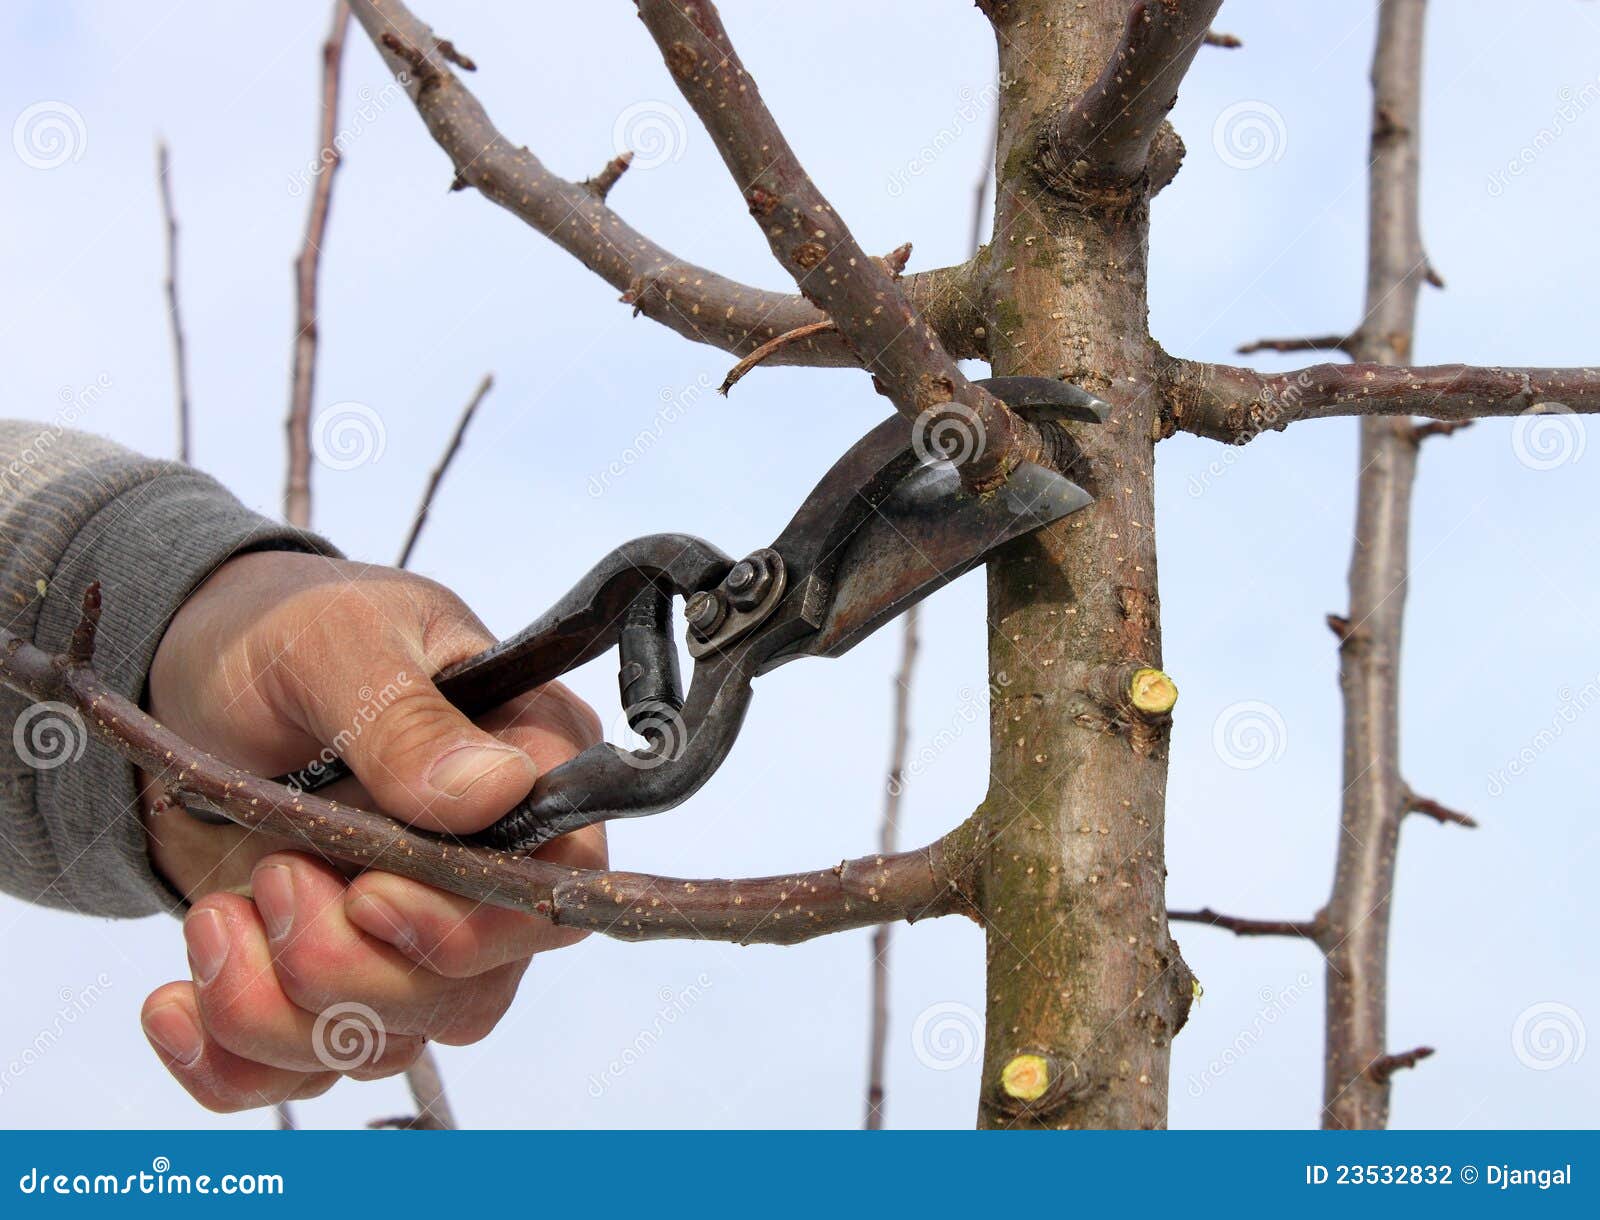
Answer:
[{"left": 0, "top": 421, "right": 337, "bottom": 917}]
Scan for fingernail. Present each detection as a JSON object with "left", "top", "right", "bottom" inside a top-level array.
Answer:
[
  {"left": 183, "top": 908, "right": 229, "bottom": 986},
  {"left": 143, "top": 1003, "right": 203, "bottom": 1066},
  {"left": 348, "top": 892, "right": 419, "bottom": 956},
  {"left": 253, "top": 864, "right": 295, "bottom": 941},
  {"left": 425, "top": 743, "right": 535, "bottom": 800}
]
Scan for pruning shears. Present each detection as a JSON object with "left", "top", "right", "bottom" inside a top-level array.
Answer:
[{"left": 286, "top": 377, "right": 1107, "bottom": 850}]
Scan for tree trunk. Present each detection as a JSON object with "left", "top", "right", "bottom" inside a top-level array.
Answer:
[{"left": 966, "top": 0, "right": 1193, "bottom": 1129}]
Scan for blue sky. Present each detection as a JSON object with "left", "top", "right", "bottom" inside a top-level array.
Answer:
[{"left": 1, "top": 0, "right": 1596, "bottom": 1129}]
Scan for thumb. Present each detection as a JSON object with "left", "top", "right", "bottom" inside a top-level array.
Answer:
[{"left": 293, "top": 640, "right": 538, "bottom": 836}]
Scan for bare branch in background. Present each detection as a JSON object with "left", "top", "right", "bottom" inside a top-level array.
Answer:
[
  {"left": 1204, "top": 30, "right": 1242, "bottom": 48},
  {"left": 633, "top": 0, "right": 1042, "bottom": 489},
  {"left": 368, "top": 1047, "right": 457, "bottom": 1129},
  {"left": 1320, "top": 0, "right": 1436, "bottom": 1130},
  {"left": 346, "top": 0, "right": 984, "bottom": 369},
  {"left": 1235, "top": 334, "right": 1352, "bottom": 357},
  {"left": 1172, "top": 0, "right": 1467, "bottom": 1130},
  {"left": 155, "top": 141, "right": 192, "bottom": 464},
  {"left": 285, "top": 0, "right": 352, "bottom": 529},
  {"left": 864, "top": 605, "right": 919, "bottom": 1130},
  {"left": 395, "top": 374, "right": 493, "bottom": 568},
  {"left": 1036, "top": 0, "right": 1225, "bottom": 201},
  {"left": 1167, "top": 908, "right": 1319, "bottom": 940}
]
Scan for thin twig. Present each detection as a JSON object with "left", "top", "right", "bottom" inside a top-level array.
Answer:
[
  {"left": 284, "top": 0, "right": 352, "bottom": 528},
  {"left": 1369, "top": 1046, "right": 1434, "bottom": 1083},
  {"left": 1404, "top": 793, "right": 1478, "bottom": 829},
  {"left": 276, "top": 1102, "right": 296, "bottom": 1129},
  {"left": 582, "top": 150, "right": 633, "bottom": 201},
  {"left": 864, "top": 605, "right": 919, "bottom": 1130},
  {"left": 718, "top": 323, "right": 835, "bottom": 395},
  {"left": 1204, "top": 30, "right": 1242, "bottom": 49},
  {"left": 155, "top": 141, "right": 192, "bottom": 464},
  {"left": 395, "top": 374, "right": 493, "bottom": 568},
  {"left": 1235, "top": 334, "right": 1352, "bottom": 357},
  {"left": 1167, "top": 908, "right": 1319, "bottom": 940}
]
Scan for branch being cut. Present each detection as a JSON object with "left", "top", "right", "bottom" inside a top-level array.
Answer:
[
  {"left": 632, "top": 0, "right": 1042, "bottom": 489},
  {"left": 1161, "top": 358, "right": 1600, "bottom": 443},
  {"left": 346, "top": 0, "right": 983, "bottom": 369},
  {"left": 0, "top": 586, "right": 968, "bottom": 946},
  {"left": 285, "top": 0, "right": 352, "bottom": 528},
  {"left": 155, "top": 141, "right": 192, "bottom": 464},
  {"left": 1036, "top": 0, "right": 1225, "bottom": 202}
]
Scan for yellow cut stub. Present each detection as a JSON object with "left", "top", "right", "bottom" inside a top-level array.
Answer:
[
  {"left": 1129, "top": 667, "right": 1178, "bottom": 714},
  {"left": 1001, "top": 1053, "right": 1051, "bottom": 1102}
]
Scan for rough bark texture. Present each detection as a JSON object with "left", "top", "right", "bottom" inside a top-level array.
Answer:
[
  {"left": 1320, "top": 0, "right": 1430, "bottom": 1132},
  {"left": 964, "top": 0, "right": 1194, "bottom": 1130}
]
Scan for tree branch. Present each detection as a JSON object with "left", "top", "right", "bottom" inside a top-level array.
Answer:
[
  {"left": 155, "top": 141, "right": 192, "bottom": 464},
  {"left": 1161, "top": 358, "right": 1600, "bottom": 443},
  {"left": 345, "top": 0, "right": 984, "bottom": 369},
  {"left": 1036, "top": 0, "right": 1225, "bottom": 202},
  {"left": 0, "top": 587, "right": 967, "bottom": 946},
  {"left": 865, "top": 604, "right": 919, "bottom": 1130},
  {"left": 395, "top": 373, "right": 493, "bottom": 568},
  {"left": 285, "top": 0, "right": 352, "bottom": 529},
  {"left": 1168, "top": 908, "right": 1319, "bottom": 940},
  {"left": 631, "top": 0, "right": 1042, "bottom": 488}
]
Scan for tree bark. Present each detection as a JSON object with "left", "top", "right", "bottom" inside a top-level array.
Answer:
[{"left": 965, "top": 0, "right": 1192, "bottom": 1129}]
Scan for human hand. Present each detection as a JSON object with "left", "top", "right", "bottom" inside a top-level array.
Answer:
[{"left": 137, "top": 551, "right": 604, "bottom": 1111}]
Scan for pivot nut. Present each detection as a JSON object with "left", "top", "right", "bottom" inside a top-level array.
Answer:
[{"left": 725, "top": 553, "right": 774, "bottom": 611}]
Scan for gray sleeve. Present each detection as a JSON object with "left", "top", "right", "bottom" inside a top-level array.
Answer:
[{"left": 0, "top": 421, "right": 340, "bottom": 918}]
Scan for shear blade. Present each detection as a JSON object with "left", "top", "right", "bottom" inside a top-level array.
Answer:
[{"left": 795, "top": 459, "right": 1093, "bottom": 662}]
